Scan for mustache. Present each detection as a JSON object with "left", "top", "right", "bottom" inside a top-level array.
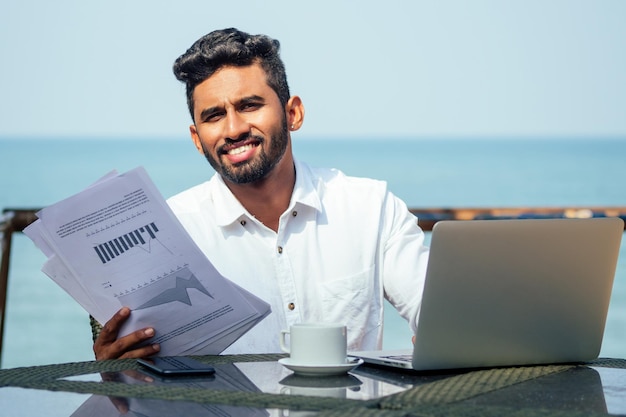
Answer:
[{"left": 218, "top": 133, "right": 264, "bottom": 154}]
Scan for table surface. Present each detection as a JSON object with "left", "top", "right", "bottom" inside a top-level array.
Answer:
[{"left": 2, "top": 354, "right": 626, "bottom": 416}]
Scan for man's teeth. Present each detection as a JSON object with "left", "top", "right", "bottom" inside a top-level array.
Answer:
[{"left": 228, "top": 144, "right": 255, "bottom": 155}]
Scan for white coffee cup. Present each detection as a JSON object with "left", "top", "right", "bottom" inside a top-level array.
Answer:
[{"left": 279, "top": 323, "right": 347, "bottom": 365}]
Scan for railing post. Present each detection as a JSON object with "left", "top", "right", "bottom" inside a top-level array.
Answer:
[
  {"left": 0, "top": 209, "right": 40, "bottom": 367},
  {"left": 0, "top": 211, "right": 16, "bottom": 366}
]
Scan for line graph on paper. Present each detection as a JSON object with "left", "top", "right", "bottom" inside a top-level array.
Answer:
[{"left": 114, "top": 265, "right": 214, "bottom": 310}]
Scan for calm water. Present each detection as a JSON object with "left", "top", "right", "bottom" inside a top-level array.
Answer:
[{"left": 1, "top": 137, "right": 625, "bottom": 368}]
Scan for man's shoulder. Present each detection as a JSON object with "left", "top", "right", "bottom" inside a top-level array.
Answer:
[
  {"left": 304, "top": 163, "right": 388, "bottom": 194},
  {"left": 293, "top": 162, "right": 391, "bottom": 214}
]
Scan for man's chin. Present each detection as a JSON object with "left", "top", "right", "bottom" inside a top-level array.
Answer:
[{"left": 221, "top": 166, "right": 266, "bottom": 184}]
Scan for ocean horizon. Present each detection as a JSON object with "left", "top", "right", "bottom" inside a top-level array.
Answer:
[{"left": 1, "top": 136, "right": 625, "bottom": 369}]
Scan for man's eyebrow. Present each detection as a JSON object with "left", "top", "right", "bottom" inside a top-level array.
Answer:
[
  {"left": 237, "top": 95, "right": 265, "bottom": 106},
  {"left": 198, "top": 95, "right": 266, "bottom": 121}
]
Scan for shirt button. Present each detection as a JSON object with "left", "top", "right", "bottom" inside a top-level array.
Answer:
[
  {"left": 240, "top": 220, "right": 246, "bottom": 226},
  {"left": 292, "top": 211, "right": 297, "bottom": 217},
  {"left": 288, "top": 303, "right": 295, "bottom": 310},
  {"left": 277, "top": 246, "right": 283, "bottom": 254}
]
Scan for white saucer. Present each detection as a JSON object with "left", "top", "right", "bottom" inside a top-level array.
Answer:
[{"left": 278, "top": 357, "right": 364, "bottom": 377}]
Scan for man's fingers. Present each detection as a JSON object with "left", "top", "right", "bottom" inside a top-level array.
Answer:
[
  {"left": 94, "top": 307, "right": 160, "bottom": 360},
  {"left": 119, "top": 343, "right": 161, "bottom": 360},
  {"left": 97, "top": 307, "right": 131, "bottom": 343},
  {"left": 96, "top": 328, "right": 158, "bottom": 360}
]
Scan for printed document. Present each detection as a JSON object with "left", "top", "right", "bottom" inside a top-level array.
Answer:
[{"left": 24, "top": 167, "right": 270, "bottom": 356}]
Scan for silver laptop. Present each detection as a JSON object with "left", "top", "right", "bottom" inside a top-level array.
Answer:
[{"left": 353, "top": 217, "right": 624, "bottom": 371}]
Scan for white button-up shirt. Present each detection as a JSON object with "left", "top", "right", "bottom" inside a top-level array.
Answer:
[{"left": 167, "top": 159, "right": 429, "bottom": 354}]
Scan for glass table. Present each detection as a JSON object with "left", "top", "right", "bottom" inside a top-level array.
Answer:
[{"left": 1, "top": 354, "right": 626, "bottom": 416}]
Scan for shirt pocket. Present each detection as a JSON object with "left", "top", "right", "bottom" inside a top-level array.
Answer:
[{"left": 320, "top": 265, "right": 376, "bottom": 347}]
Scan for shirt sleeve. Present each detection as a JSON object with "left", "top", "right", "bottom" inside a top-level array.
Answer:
[{"left": 380, "top": 191, "right": 430, "bottom": 334}]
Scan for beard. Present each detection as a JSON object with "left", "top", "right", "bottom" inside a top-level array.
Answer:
[{"left": 201, "top": 117, "right": 289, "bottom": 184}]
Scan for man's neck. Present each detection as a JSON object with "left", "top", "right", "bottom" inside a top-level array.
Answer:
[{"left": 224, "top": 157, "right": 296, "bottom": 232}]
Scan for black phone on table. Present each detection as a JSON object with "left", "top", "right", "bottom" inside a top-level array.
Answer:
[{"left": 137, "top": 356, "right": 216, "bottom": 376}]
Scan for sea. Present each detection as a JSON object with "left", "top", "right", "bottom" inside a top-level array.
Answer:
[{"left": 1, "top": 136, "right": 625, "bottom": 369}]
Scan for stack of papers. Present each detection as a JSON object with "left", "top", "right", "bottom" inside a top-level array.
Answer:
[{"left": 24, "top": 167, "right": 270, "bottom": 356}]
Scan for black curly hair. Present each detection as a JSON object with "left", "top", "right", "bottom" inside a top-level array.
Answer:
[{"left": 173, "top": 28, "right": 291, "bottom": 122}]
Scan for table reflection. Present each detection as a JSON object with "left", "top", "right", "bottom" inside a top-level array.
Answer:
[
  {"left": 44, "top": 361, "right": 626, "bottom": 416},
  {"left": 72, "top": 363, "right": 269, "bottom": 416},
  {"left": 64, "top": 360, "right": 417, "bottom": 416},
  {"left": 72, "top": 394, "right": 269, "bottom": 417},
  {"left": 278, "top": 373, "right": 363, "bottom": 398}
]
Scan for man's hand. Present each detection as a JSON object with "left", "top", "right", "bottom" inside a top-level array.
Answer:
[{"left": 93, "top": 307, "right": 160, "bottom": 360}]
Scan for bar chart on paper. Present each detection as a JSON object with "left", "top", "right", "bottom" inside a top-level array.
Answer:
[{"left": 92, "top": 222, "right": 169, "bottom": 264}]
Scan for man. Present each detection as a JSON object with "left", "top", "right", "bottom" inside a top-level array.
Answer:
[{"left": 94, "top": 28, "right": 429, "bottom": 360}]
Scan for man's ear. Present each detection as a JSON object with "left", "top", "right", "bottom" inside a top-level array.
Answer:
[
  {"left": 189, "top": 124, "right": 204, "bottom": 155},
  {"left": 286, "top": 96, "right": 305, "bottom": 131}
]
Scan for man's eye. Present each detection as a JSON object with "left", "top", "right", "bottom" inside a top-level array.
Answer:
[
  {"left": 241, "top": 102, "right": 262, "bottom": 111},
  {"left": 205, "top": 112, "right": 224, "bottom": 122}
]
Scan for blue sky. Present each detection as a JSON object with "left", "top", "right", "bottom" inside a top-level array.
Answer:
[{"left": 1, "top": 0, "right": 625, "bottom": 140}]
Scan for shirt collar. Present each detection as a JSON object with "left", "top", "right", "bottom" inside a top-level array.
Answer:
[
  {"left": 211, "top": 158, "right": 322, "bottom": 227},
  {"left": 290, "top": 158, "right": 323, "bottom": 213}
]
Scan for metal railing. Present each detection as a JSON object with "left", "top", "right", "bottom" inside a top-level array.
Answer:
[
  {"left": 2, "top": 206, "right": 625, "bottom": 364},
  {"left": 1, "top": 208, "right": 40, "bottom": 364}
]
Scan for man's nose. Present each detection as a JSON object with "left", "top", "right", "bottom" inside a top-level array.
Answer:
[{"left": 224, "top": 111, "right": 250, "bottom": 140}]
